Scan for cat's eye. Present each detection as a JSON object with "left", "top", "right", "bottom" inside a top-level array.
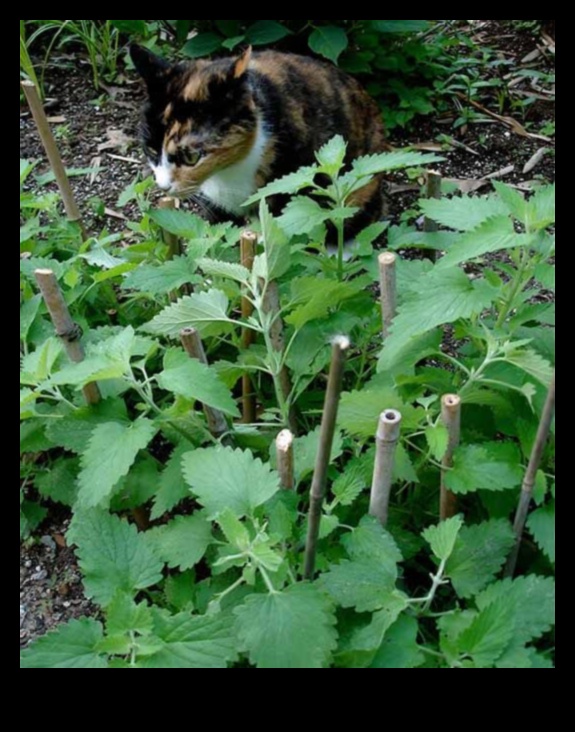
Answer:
[{"left": 182, "top": 150, "right": 203, "bottom": 167}]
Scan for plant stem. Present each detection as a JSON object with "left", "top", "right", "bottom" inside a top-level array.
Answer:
[
  {"left": 21, "top": 81, "right": 86, "bottom": 238},
  {"left": 304, "top": 336, "right": 350, "bottom": 579},
  {"left": 34, "top": 268, "right": 101, "bottom": 406},
  {"left": 369, "top": 410, "right": 402, "bottom": 526},
  {"left": 505, "top": 371, "right": 555, "bottom": 577},
  {"left": 378, "top": 252, "right": 397, "bottom": 339},
  {"left": 257, "top": 564, "right": 278, "bottom": 595},
  {"left": 496, "top": 249, "right": 530, "bottom": 328},
  {"left": 440, "top": 394, "right": 461, "bottom": 520},
  {"left": 240, "top": 231, "right": 257, "bottom": 424},
  {"left": 158, "top": 197, "right": 182, "bottom": 256},
  {"left": 336, "top": 219, "right": 345, "bottom": 282}
]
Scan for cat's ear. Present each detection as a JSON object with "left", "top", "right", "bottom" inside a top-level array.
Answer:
[
  {"left": 232, "top": 46, "right": 253, "bottom": 79},
  {"left": 130, "top": 44, "right": 171, "bottom": 86}
]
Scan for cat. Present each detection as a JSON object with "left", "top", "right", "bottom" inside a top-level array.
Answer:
[{"left": 130, "top": 44, "right": 387, "bottom": 237}]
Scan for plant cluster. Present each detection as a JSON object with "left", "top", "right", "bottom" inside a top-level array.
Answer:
[{"left": 20, "top": 135, "right": 555, "bottom": 668}]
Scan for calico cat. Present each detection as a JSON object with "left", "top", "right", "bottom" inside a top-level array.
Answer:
[{"left": 130, "top": 44, "right": 386, "bottom": 236}]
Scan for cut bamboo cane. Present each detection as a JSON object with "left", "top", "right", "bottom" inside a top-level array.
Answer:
[
  {"left": 34, "top": 269, "right": 100, "bottom": 406},
  {"left": 424, "top": 170, "right": 442, "bottom": 263},
  {"left": 304, "top": 336, "right": 350, "bottom": 579},
  {"left": 276, "top": 429, "right": 295, "bottom": 491},
  {"left": 378, "top": 252, "right": 397, "bottom": 339},
  {"left": 505, "top": 372, "right": 556, "bottom": 577},
  {"left": 240, "top": 231, "right": 257, "bottom": 424},
  {"left": 440, "top": 394, "right": 462, "bottom": 521},
  {"left": 21, "top": 80, "right": 86, "bottom": 239},
  {"left": 158, "top": 196, "right": 181, "bottom": 259},
  {"left": 369, "top": 410, "right": 402, "bottom": 526},
  {"left": 180, "top": 327, "right": 231, "bottom": 444}
]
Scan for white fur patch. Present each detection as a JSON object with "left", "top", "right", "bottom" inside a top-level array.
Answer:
[
  {"left": 200, "top": 119, "right": 269, "bottom": 215},
  {"left": 150, "top": 150, "right": 174, "bottom": 191}
]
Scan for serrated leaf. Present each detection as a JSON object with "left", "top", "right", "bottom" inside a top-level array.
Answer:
[
  {"left": 143, "top": 289, "right": 234, "bottom": 338},
  {"left": 20, "top": 619, "right": 108, "bottom": 668},
  {"left": 370, "top": 614, "right": 425, "bottom": 668},
  {"left": 235, "top": 584, "right": 337, "bottom": 668},
  {"left": 277, "top": 196, "right": 332, "bottom": 236},
  {"left": 147, "top": 514, "right": 212, "bottom": 571},
  {"left": 151, "top": 443, "right": 195, "bottom": 520},
  {"left": 68, "top": 509, "right": 164, "bottom": 607},
  {"left": 164, "top": 571, "right": 196, "bottom": 611},
  {"left": 319, "top": 558, "right": 397, "bottom": 613},
  {"left": 217, "top": 508, "right": 251, "bottom": 550},
  {"left": 35, "top": 457, "right": 79, "bottom": 506},
  {"left": 182, "top": 32, "right": 223, "bottom": 58},
  {"left": 76, "top": 418, "right": 157, "bottom": 509},
  {"left": 149, "top": 209, "right": 208, "bottom": 237},
  {"left": 21, "top": 337, "right": 63, "bottom": 384},
  {"left": 259, "top": 199, "right": 290, "bottom": 280},
  {"left": 246, "top": 20, "right": 290, "bottom": 45},
  {"left": 446, "top": 442, "right": 523, "bottom": 495},
  {"left": 106, "top": 592, "right": 153, "bottom": 637},
  {"left": 506, "top": 348, "right": 554, "bottom": 388},
  {"left": 183, "top": 446, "right": 280, "bottom": 519},
  {"left": 332, "top": 467, "right": 365, "bottom": 506},
  {"left": 423, "top": 516, "right": 464, "bottom": 562},
  {"left": 475, "top": 576, "right": 555, "bottom": 645},
  {"left": 534, "top": 263, "right": 555, "bottom": 291},
  {"left": 244, "top": 166, "right": 319, "bottom": 206},
  {"left": 457, "top": 597, "right": 515, "bottom": 667},
  {"left": 286, "top": 277, "right": 365, "bottom": 329},
  {"left": 526, "top": 183, "right": 555, "bottom": 230},
  {"left": 293, "top": 426, "right": 343, "bottom": 485},
  {"left": 425, "top": 423, "right": 449, "bottom": 461},
  {"left": 20, "top": 294, "right": 41, "bottom": 341},
  {"left": 378, "top": 329, "right": 442, "bottom": 376},
  {"left": 338, "top": 387, "right": 411, "bottom": 438},
  {"left": 122, "top": 257, "right": 200, "bottom": 294},
  {"left": 308, "top": 25, "right": 348, "bottom": 63},
  {"left": 140, "top": 609, "right": 237, "bottom": 667},
  {"left": 46, "top": 399, "right": 129, "bottom": 454},
  {"left": 196, "top": 258, "right": 250, "bottom": 284},
  {"left": 157, "top": 351, "right": 239, "bottom": 417},
  {"left": 527, "top": 502, "right": 555, "bottom": 563},
  {"left": 316, "top": 135, "right": 347, "bottom": 176},
  {"left": 350, "top": 151, "right": 443, "bottom": 181},
  {"left": 446, "top": 519, "right": 515, "bottom": 598},
  {"left": 419, "top": 195, "right": 508, "bottom": 232},
  {"left": 342, "top": 515, "right": 403, "bottom": 567}
]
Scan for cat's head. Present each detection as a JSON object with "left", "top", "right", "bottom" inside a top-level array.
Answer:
[{"left": 130, "top": 44, "right": 256, "bottom": 195}]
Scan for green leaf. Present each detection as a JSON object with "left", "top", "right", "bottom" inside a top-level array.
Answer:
[
  {"left": 196, "top": 258, "right": 250, "bottom": 284},
  {"left": 245, "top": 165, "right": 319, "bottom": 206},
  {"left": 140, "top": 609, "right": 237, "bottom": 668},
  {"left": 260, "top": 200, "right": 291, "bottom": 280},
  {"left": 527, "top": 502, "right": 555, "bottom": 563},
  {"left": 76, "top": 418, "right": 157, "bottom": 509},
  {"left": 377, "top": 328, "right": 442, "bottom": 375},
  {"left": 319, "top": 558, "right": 397, "bottom": 613},
  {"left": 122, "top": 257, "right": 200, "bottom": 294},
  {"left": 419, "top": 195, "right": 508, "bottom": 232},
  {"left": 534, "top": 263, "right": 555, "bottom": 291},
  {"left": 110, "top": 19, "right": 146, "bottom": 34},
  {"left": 106, "top": 592, "right": 154, "bottom": 638},
  {"left": 425, "top": 423, "right": 449, "bottom": 462},
  {"left": 149, "top": 208, "right": 207, "bottom": 237},
  {"left": 235, "top": 584, "right": 337, "bottom": 668},
  {"left": 349, "top": 151, "right": 443, "bottom": 181},
  {"left": 246, "top": 20, "right": 290, "bottom": 45},
  {"left": 505, "top": 348, "right": 554, "bottom": 388},
  {"left": 332, "top": 467, "right": 365, "bottom": 507},
  {"left": 370, "top": 20, "right": 430, "bottom": 32},
  {"left": 338, "top": 387, "right": 411, "bottom": 438},
  {"left": 370, "top": 615, "right": 425, "bottom": 668},
  {"left": 316, "top": 135, "right": 347, "bottom": 176},
  {"left": 342, "top": 515, "right": 403, "bottom": 567},
  {"left": 286, "top": 277, "right": 365, "bottom": 329},
  {"left": 277, "top": 196, "right": 332, "bottom": 236},
  {"left": 20, "top": 294, "right": 41, "bottom": 341},
  {"left": 21, "top": 337, "right": 63, "bottom": 384},
  {"left": 292, "top": 426, "right": 343, "bottom": 485},
  {"left": 423, "top": 516, "right": 464, "bottom": 562},
  {"left": 20, "top": 619, "right": 108, "bottom": 669},
  {"left": 308, "top": 26, "right": 349, "bottom": 64},
  {"left": 68, "top": 509, "right": 164, "bottom": 607},
  {"left": 457, "top": 597, "right": 515, "bottom": 668},
  {"left": 182, "top": 32, "right": 223, "bottom": 58},
  {"left": 35, "top": 457, "right": 79, "bottom": 506},
  {"left": 446, "top": 519, "right": 515, "bottom": 598},
  {"left": 446, "top": 442, "right": 523, "bottom": 495},
  {"left": 182, "top": 446, "right": 280, "bottom": 519},
  {"left": 46, "top": 399, "right": 129, "bottom": 454},
  {"left": 151, "top": 443, "right": 195, "bottom": 520},
  {"left": 526, "top": 183, "right": 555, "bottom": 230},
  {"left": 157, "top": 350, "right": 239, "bottom": 417},
  {"left": 143, "top": 289, "right": 234, "bottom": 338},
  {"left": 147, "top": 514, "right": 212, "bottom": 571},
  {"left": 217, "top": 508, "right": 251, "bottom": 550},
  {"left": 165, "top": 571, "right": 196, "bottom": 611}
]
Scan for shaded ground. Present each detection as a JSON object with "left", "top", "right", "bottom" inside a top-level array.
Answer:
[{"left": 19, "top": 19, "right": 555, "bottom": 649}]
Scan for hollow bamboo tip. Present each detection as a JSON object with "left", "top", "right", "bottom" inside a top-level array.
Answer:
[
  {"left": 427, "top": 169, "right": 441, "bottom": 177},
  {"left": 442, "top": 394, "right": 462, "bottom": 411},
  {"left": 332, "top": 335, "right": 351, "bottom": 352},
  {"left": 241, "top": 230, "right": 258, "bottom": 243},
  {"left": 378, "top": 252, "right": 396, "bottom": 267},
  {"left": 377, "top": 409, "right": 402, "bottom": 441},
  {"left": 180, "top": 327, "right": 197, "bottom": 337},
  {"left": 276, "top": 429, "right": 294, "bottom": 453},
  {"left": 21, "top": 80, "right": 35, "bottom": 89},
  {"left": 159, "top": 196, "right": 176, "bottom": 210},
  {"left": 34, "top": 268, "right": 55, "bottom": 277}
]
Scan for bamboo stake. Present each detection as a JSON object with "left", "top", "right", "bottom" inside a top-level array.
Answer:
[
  {"left": 440, "top": 394, "right": 462, "bottom": 520},
  {"left": 378, "top": 252, "right": 397, "bottom": 339},
  {"left": 240, "top": 231, "right": 257, "bottom": 424},
  {"left": 276, "top": 429, "right": 295, "bottom": 491},
  {"left": 180, "top": 328, "right": 232, "bottom": 444},
  {"left": 304, "top": 336, "right": 350, "bottom": 579},
  {"left": 505, "top": 372, "right": 556, "bottom": 577},
  {"left": 158, "top": 196, "right": 181, "bottom": 259},
  {"left": 424, "top": 170, "right": 442, "bottom": 263},
  {"left": 34, "top": 269, "right": 100, "bottom": 405},
  {"left": 21, "top": 80, "right": 86, "bottom": 238},
  {"left": 369, "top": 410, "right": 403, "bottom": 526}
]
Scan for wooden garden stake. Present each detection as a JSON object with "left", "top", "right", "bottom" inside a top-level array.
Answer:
[
  {"left": 240, "top": 231, "right": 257, "bottom": 424},
  {"left": 276, "top": 430, "right": 295, "bottom": 491},
  {"left": 180, "top": 328, "right": 231, "bottom": 445},
  {"left": 440, "top": 394, "right": 462, "bottom": 520},
  {"left": 378, "top": 252, "right": 397, "bottom": 339},
  {"left": 505, "top": 372, "right": 556, "bottom": 578},
  {"left": 369, "top": 410, "right": 403, "bottom": 526},
  {"left": 34, "top": 269, "right": 100, "bottom": 405},
  {"left": 21, "top": 80, "right": 86, "bottom": 239},
  {"left": 304, "top": 336, "right": 350, "bottom": 579},
  {"left": 158, "top": 196, "right": 181, "bottom": 260},
  {"left": 424, "top": 170, "right": 442, "bottom": 262}
]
